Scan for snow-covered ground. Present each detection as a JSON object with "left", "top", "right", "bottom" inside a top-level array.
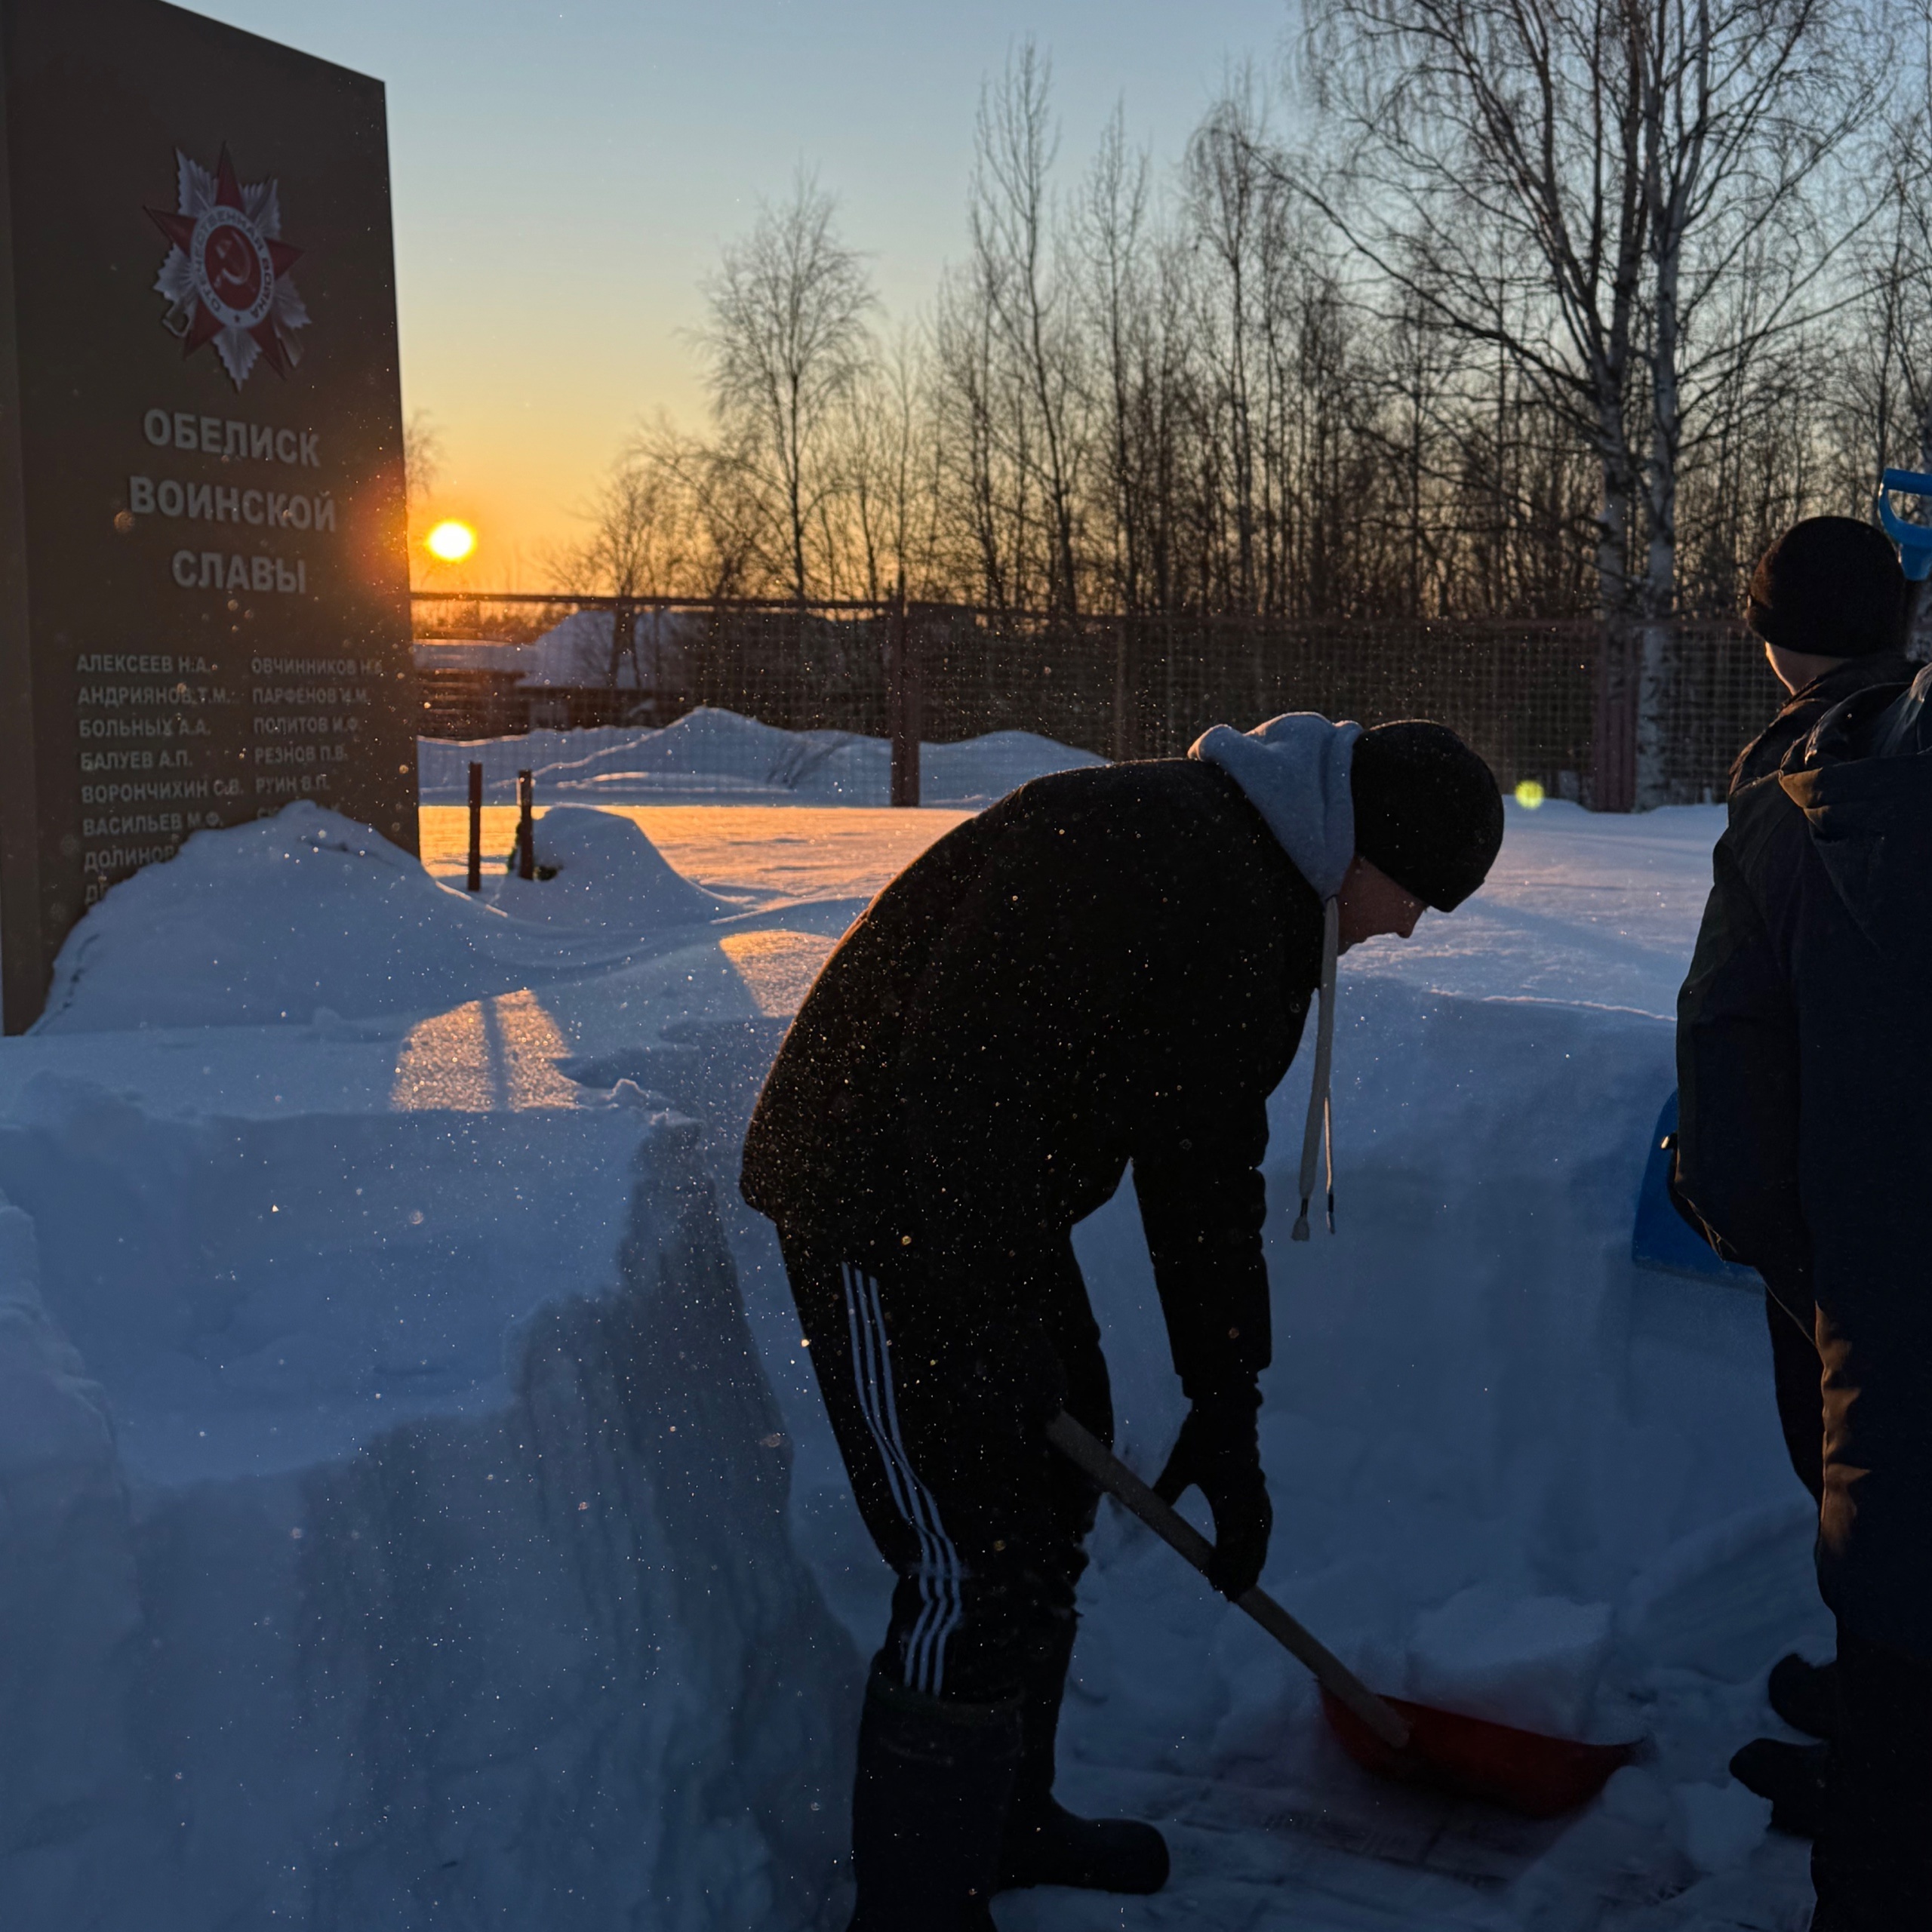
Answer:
[
  {"left": 2, "top": 746, "right": 1825, "bottom": 1930},
  {"left": 417, "top": 704, "right": 1106, "bottom": 808}
]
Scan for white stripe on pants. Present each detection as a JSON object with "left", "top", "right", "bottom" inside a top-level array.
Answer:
[{"left": 841, "top": 1262, "right": 965, "bottom": 1695}]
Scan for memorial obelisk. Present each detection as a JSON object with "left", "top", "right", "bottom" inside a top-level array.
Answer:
[{"left": 0, "top": 0, "right": 417, "bottom": 1029}]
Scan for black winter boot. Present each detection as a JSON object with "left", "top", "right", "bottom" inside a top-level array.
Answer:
[
  {"left": 1730, "top": 1737, "right": 1832, "bottom": 1837},
  {"left": 998, "top": 1617, "right": 1169, "bottom": 1897},
  {"left": 848, "top": 1676, "right": 1020, "bottom": 1932},
  {"left": 1769, "top": 1653, "right": 1839, "bottom": 1741}
]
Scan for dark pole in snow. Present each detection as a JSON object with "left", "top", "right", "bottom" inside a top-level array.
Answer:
[
  {"left": 888, "top": 588, "right": 921, "bottom": 808},
  {"left": 466, "top": 762, "right": 483, "bottom": 892},
  {"left": 516, "top": 770, "right": 534, "bottom": 880}
]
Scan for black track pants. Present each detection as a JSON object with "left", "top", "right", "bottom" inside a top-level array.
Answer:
[{"left": 780, "top": 1229, "right": 1113, "bottom": 1706}]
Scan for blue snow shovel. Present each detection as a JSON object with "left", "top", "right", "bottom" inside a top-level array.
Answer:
[
  {"left": 1630, "top": 1091, "right": 1761, "bottom": 1285},
  {"left": 1875, "top": 469, "right": 1932, "bottom": 580}
]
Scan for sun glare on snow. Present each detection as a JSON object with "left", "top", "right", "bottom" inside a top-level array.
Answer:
[{"left": 426, "top": 518, "right": 477, "bottom": 563}]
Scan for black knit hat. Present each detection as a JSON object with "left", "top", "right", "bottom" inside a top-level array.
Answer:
[
  {"left": 1746, "top": 517, "right": 1907, "bottom": 658},
  {"left": 1350, "top": 721, "right": 1503, "bottom": 912}
]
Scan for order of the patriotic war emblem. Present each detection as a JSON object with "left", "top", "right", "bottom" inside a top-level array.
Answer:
[{"left": 146, "top": 146, "right": 309, "bottom": 389}]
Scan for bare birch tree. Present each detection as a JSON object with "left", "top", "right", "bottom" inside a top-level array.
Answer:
[
  {"left": 1073, "top": 105, "right": 1156, "bottom": 613},
  {"left": 403, "top": 409, "right": 444, "bottom": 510},
  {"left": 1629, "top": 0, "right": 1884, "bottom": 792},
  {"left": 968, "top": 42, "right": 1088, "bottom": 613},
  {"left": 1297, "top": 0, "right": 1884, "bottom": 797},
  {"left": 698, "top": 171, "right": 877, "bottom": 602},
  {"left": 552, "top": 427, "right": 715, "bottom": 683}
]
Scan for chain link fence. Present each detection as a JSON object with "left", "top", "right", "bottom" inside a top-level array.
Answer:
[{"left": 414, "top": 594, "right": 1786, "bottom": 808}]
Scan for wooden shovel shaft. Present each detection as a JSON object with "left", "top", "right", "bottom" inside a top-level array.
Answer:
[{"left": 1046, "top": 1411, "right": 1411, "bottom": 1752}]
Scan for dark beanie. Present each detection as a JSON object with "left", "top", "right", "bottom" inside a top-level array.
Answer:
[
  {"left": 1350, "top": 721, "right": 1503, "bottom": 912},
  {"left": 1746, "top": 517, "right": 1906, "bottom": 658}
]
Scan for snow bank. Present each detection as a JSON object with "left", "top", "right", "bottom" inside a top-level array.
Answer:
[
  {"left": 417, "top": 723, "right": 657, "bottom": 794},
  {"left": 921, "top": 731, "right": 1109, "bottom": 805},
  {"left": 1345, "top": 797, "right": 1727, "bottom": 1017},
  {"left": 0, "top": 1194, "right": 143, "bottom": 1923},
  {"left": 1406, "top": 1585, "right": 1614, "bottom": 1737},
  {"left": 38, "top": 805, "right": 514, "bottom": 1031},
  {"left": 515, "top": 608, "right": 689, "bottom": 688},
  {"left": 0, "top": 1081, "right": 856, "bottom": 1930},
  {"left": 37, "top": 804, "right": 730, "bottom": 1033},
  {"left": 488, "top": 804, "right": 734, "bottom": 928},
  {"left": 521, "top": 607, "right": 642, "bottom": 687},
  {"left": 418, "top": 706, "right": 1104, "bottom": 808},
  {"left": 1256, "top": 976, "right": 1814, "bottom": 1679},
  {"left": 543, "top": 708, "right": 851, "bottom": 796},
  {"left": 1621, "top": 1495, "right": 1822, "bottom": 1677}
]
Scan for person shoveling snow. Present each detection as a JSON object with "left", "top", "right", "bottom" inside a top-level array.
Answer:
[
  {"left": 1674, "top": 515, "right": 1932, "bottom": 1925},
  {"left": 740, "top": 716, "right": 1504, "bottom": 1927}
]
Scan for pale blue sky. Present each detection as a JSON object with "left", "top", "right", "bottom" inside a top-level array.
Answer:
[{"left": 192, "top": 0, "right": 1295, "bottom": 577}]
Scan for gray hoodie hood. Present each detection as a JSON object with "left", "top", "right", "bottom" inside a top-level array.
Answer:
[
  {"left": 1189, "top": 710, "right": 1362, "bottom": 1244},
  {"left": 1189, "top": 712, "right": 1363, "bottom": 900}
]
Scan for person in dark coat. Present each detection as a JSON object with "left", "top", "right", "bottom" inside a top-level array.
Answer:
[
  {"left": 1673, "top": 516, "right": 1932, "bottom": 1925},
  {"left": 1676, "top": 518, "right": 1912, "bottom": 1829},
  {"left": 1695, "top": 519, "right": 1917, "bottom": 1842},
  {"left": 1698, "top": 519, "right": 1915, "bottom": 1743},
  {"left": 1724, "top": 580, "right": 1907, "bottom": 1480},
  {"left": 742, "top": 715, "right": 1504, "bottom": 1930}
]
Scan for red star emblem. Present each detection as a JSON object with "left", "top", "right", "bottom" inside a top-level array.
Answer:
[{"left": 146, "top": 145, "right": 309, "bottom": 388}]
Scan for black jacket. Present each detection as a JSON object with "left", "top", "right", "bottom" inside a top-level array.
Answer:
[
  {"left": 740, "top": 759, "right": 1324, "bottom": 1397},
  {"left": 1727, "top": 654, "right": 1917, "bottom": 793},
  {"left": 1670, "top": 659, "right": 1914, "bottom": 1334},
  {"left": 1675, "top": 664, "right": 1932, "bottom": 1657}
]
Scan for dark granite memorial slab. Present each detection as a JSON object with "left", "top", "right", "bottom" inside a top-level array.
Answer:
[{"left": 0, "top": 0, "right": 417, "bottom": 1029}]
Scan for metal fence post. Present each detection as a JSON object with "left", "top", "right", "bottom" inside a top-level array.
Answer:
[
  {"left": 1589, "top": 623, "right": 1638, "bottom": 812},
  {"left": 466, "top": 761, "right": 483, "bottom": 891},
  {"left": 612, "top": 598, "right": 637, "bottom": 687},
  {"left": 1110, "top": 617, "right": 1134, "bottom": 762},
  {"left": 516, "top": 769, "right": 535, "bottom": 878},
  {"left": 888, "top": 591, "right": 921, "bottom": 808}
]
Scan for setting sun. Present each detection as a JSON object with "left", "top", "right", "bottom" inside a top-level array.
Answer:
[{"left": 425, "top": 518, "right": 477, "bottom": 563}]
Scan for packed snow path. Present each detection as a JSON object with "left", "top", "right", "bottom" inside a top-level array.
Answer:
[{"left": 1, "top": 785, "right": 1825, "bottom": 1930}]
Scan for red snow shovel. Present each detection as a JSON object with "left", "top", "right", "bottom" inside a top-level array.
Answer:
[{"left": 1048, "top": 1412, "right": 1638, "bottom": 1819}]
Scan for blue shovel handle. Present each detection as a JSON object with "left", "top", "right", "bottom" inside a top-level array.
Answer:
[{"left": 1876, "top": 469, "right": 1932, "bottom": 581}]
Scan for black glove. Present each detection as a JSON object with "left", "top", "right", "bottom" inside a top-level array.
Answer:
[{"left": 1152, "top": 1385, "right": 1272, "bottom": 1598}]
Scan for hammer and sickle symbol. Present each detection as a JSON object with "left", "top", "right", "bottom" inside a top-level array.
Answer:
[{"left": 208, "top": 229, "right": 256, "bottom": 296}]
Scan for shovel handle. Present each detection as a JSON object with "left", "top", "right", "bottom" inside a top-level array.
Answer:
[{"left": 1047, "top": 1411, "right": 1411, "bottom": 1752}]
